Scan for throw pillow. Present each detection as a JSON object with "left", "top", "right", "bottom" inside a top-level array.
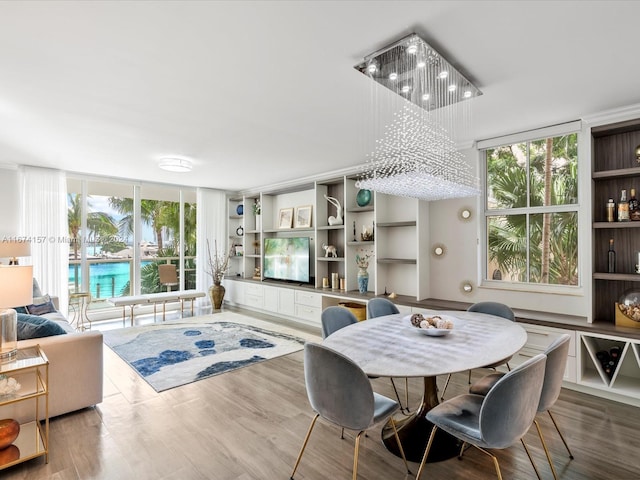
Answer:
[
  {"left": 17, "top": 313, "right": 67, "bottom": 340},
  {"left": 25, "top": 294, "right": 57, "bottom": 316}
]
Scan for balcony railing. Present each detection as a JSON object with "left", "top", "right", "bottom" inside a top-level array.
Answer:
[{"left": 68, "top": 256, "right": 197, "bottom": 310}]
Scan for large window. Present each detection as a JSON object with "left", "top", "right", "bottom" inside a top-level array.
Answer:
[
  {"left": 483, "top": 130, "right": 579, "bottom": 286},
  {"left": 67, "top": 178, "right": 197, "bottom": 311}
]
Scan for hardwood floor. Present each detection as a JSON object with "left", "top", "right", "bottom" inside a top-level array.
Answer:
[{"left": 3, "top": 308, "right": 640, "bottom": 479}]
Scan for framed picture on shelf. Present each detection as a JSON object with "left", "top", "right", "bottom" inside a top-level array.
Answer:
[
  {"left": 294, "top": 205, "right": 313, "bottom": 228},
  {"left": 278, "top": 208, "right": 294, "bottom": 229}
]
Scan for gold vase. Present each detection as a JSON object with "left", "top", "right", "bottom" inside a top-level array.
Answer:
[{"left": 209, "top": 283, "right": 226, "bottom": 310}]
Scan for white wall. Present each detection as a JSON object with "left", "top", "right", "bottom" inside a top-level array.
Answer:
[
  {"left": 427, "top": 147, "right": 590, "bottom": 320},
  {"left": 0, "top": 166, "right": 20, "bottom": 239}
]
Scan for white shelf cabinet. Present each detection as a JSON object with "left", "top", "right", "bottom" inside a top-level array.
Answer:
[{"left": 228, "top": 176, "right": 431, "bottom": 300}]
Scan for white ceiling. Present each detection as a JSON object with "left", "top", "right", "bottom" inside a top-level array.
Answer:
[{"left": 1, "top": 1, "right": 639, "bottom": 192}]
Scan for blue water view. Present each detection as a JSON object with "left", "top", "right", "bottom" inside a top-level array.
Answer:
[{"left": 69, "top": 261, "right": 151, "bottom": 299}]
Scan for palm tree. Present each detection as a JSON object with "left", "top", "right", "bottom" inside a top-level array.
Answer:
[
  {"left": 108, "top": 197, "right": 173, "bottom": 250},
  {"left": 67, "top": 193, "right": 117, "bottom": 290}
]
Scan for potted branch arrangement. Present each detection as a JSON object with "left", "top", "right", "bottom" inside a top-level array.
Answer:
[{"left": 206, "top": 239, "right": 234, "bottom": 310}]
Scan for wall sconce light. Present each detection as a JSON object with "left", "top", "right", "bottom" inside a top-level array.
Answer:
[
  {"left": 458, "top": 207, "right": 472, "bottom": 222},
  {"left": 432, "top": 244, "right": 446, "bottom": 257}
]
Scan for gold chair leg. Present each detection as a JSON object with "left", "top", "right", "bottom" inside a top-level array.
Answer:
[
  {"left": 490, "top": 452, "right": 503, "bottom": 480},
  {"left": 468, "top": 369, "right": 472, "bottom": 384},
  {"left": 473, "top": 446, "right": 503, "bottom": 480},
  {"left": 290, "top": 413, "right": 319, "bottom": 480},
  {"left": 440, "top": 374, "right": 452, "bottom": 402},
  {"left": 534, "top": 419, "right": 558, "bottom": 480},
  {"left": 458, "top": 441, "right": 468, "bottom": 459},
  {"left": 521, "top": 438, "right": 542, "bottom": 480},
  {"left": 416, "top": 425, "right": 438, "bottom": 480},
  {"left": 353, "top": 431, "right": 364, "bottom": 480},
  {"left": 548, "top": 410, "right": 574, "bottom": 459},
  {"left": 389, "top": 378, "right": 407, "bottom": 413},
  {"left": 405, "top": 377, "right": 410, "bottom": 412},
  {"left": 390, "top": 418, "right": 411, "bottom": 474}
]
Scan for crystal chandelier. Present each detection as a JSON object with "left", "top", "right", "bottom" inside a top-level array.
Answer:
[{"left": 355, "top": 33, "right": 482, "bottom": 201}]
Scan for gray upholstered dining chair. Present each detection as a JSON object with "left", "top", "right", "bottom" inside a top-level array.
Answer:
[
  {"left": 470, "top": 334, "right": 573, "bottom": 480},
  {"left": 366, "top": 298, "right": 410, "bottom": 413},
  {"left": 321, "top": 306, "right": 407, "bottom": 417},
  {"left": 367, "top": 297, "right": 399, "bottom": 318},
  {"left": 440, "top": 301, "right": 516, "bottom": 401},
  {"left": 290, "top": 342, "right": 410, "bottom": 480},
  {"left": 321, "top": 305, "right": 358, "bottom": 339},
  {"left": 416, "top": 353, "right": 547, "bottom": 480}
]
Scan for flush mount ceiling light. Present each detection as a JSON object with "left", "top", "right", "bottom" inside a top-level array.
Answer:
[
  {"left": 354, "top": 33, "right": 482, "bottom": 201},
  {"left": 158, "top": 157, "right": 193, "bottom": 173}
]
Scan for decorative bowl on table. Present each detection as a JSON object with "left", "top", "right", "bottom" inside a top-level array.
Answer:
[{"left": 404, "top": 313, "right": 455, "bottom": 336}]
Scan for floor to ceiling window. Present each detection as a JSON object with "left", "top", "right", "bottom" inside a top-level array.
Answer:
[{"left": 67, "top": 177, "right": 197, "bottom": 314}]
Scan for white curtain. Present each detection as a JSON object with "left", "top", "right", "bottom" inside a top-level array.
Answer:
[
  {"left": 196, "top": 188, "right": 227, "bottom": 306},
  {"left": 18, "top": 166, "right": 69, "bottom": 314}
]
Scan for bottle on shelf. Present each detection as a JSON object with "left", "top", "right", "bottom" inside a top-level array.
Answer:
[
  {"left": 629, "top": 188, "right": 640, "bottom": 221},
  {"left": 606, "top": 198, "right": 616, "bottom": 222},
  {"left": 618, "top": 189, "right": 630, "bottom": 221},
  {"left": 608, "top": 238, "right": 616, "bottom": 273}
]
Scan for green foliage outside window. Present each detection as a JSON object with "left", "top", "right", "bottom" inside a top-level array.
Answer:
[{"left": 485, "top": 133, "right": 578, "bottom": 286}]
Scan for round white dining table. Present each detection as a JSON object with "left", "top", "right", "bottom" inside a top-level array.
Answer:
[{"left": 322, "top": 309, "right": 527, "bottom": 463}]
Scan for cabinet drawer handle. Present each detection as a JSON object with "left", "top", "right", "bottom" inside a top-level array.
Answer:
[
  {"left": 519, "top": 353, "right": 534, "bottom": 359},
  {"left": 530, "top": 332, "right": 550, "bottom": 337}
]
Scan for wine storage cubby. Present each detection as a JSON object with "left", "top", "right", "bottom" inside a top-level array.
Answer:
[{"left": 579, "top": 333, "right": 640, "bottom": 396}]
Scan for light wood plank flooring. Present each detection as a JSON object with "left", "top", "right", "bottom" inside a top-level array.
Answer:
[{"left": 2, "top": 308, "right": 640, "bottom": 479}]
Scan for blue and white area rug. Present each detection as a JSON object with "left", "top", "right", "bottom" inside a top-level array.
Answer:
[{"left": 102, "top": 312, "right": 308, "bottom": 392}]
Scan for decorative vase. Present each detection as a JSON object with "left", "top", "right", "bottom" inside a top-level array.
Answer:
[
  {"left": 236, "top": 204, "right": 243, "bottom": 216},
  {"left": 209, "top": 283, "right": 226, "bottom": 310},
  {"left": 255, "top": 214, "right": 261, "bottom": 231},
  {"left": 356, "top": 189, "right": 372, "bottom": 207},
  {"left": 357, "top": 267, "right": 369, "bottom": 294},
  {"left": 0, "top": 419, "right": 20, "bottom": 449}
]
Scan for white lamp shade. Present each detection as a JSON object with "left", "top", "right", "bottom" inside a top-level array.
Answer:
[
  {"left": 0, "top": 240, "right": 31, "bottom": 259},
  {"left": 0, "top": 265, "right": 33, "bottom": 308}
]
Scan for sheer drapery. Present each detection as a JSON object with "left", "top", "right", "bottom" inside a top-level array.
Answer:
[
  {"left": 196, "top": 188, "right": 227, "bottom": 306},
  {"left": 18, "top": 166, "right": 69, "bottom": 313}
]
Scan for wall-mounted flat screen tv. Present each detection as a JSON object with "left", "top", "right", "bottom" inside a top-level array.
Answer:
[{"left": 263, "top": 237, "right": 311, "bottom": 284}]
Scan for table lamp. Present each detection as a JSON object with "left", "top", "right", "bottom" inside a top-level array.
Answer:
[
  {"left": 0, "top": 265, "right": 33, "bottom": 361},
  {"left": 0, "top": 240, "right": 31, "bottom": 265}
]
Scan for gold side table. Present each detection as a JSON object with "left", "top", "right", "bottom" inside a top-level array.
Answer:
[
  {"left": 0, "top": 345, "right": 49, "bottom": 469},
  {"left": 69, "top": 292, "right": 92, "bottom": 331}
]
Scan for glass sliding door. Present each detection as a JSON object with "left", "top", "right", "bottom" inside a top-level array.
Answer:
[{"left": 67, "top": 176, "right": 197, "bottom": 317}]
